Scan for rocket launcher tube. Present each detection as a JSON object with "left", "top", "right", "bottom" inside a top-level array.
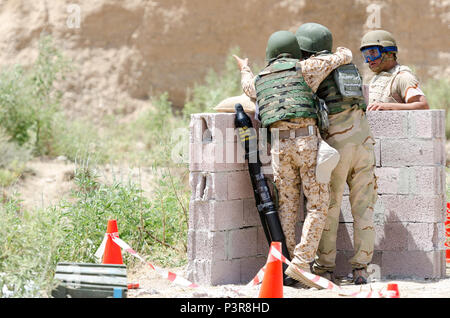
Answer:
[{"left": 234, "top": 103, "right": 291, "bottom": 264}]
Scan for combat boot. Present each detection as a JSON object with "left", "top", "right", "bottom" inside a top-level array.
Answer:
[
  {"left": 312, "top": 269, "right": 340, "bottom": 286},
  {"left": 284, "top": 259, "right": 323, "bottom": 289}
]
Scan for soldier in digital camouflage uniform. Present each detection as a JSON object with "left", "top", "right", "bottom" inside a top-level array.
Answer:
[
  {"left": 234, "top": 30, "right": 352, "bottom": 288},
  {"left": 360, "top": 30, "right": 429, "bottom": 111},
  {"left": 295, "top": 23, "right": 378, "bottom": 285}
]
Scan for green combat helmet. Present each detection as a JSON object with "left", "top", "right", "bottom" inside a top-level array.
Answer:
[
  {"left": 265, "top": 30, "right": 302, "bottom": 62},
  {"left": 295, "top": 23, "right": 333, "bottom": 54}
]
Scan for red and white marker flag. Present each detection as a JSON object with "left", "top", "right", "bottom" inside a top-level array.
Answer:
[{"left": 95, "top": 233, "right": 398, "bottom": 298}]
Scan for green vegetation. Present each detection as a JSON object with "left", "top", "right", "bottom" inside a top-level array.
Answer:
[
  {"left": 422, "top": 78, "right": 450, "bottom": 139},
  {"left": 0, "top": 163, "right": 189, "bottom": 297},
  {"left": 0, "top": 38, "right": 247, "bottom": 298},
  {"left": 0, "top": 35, "right": 70, "bottom": 155}
]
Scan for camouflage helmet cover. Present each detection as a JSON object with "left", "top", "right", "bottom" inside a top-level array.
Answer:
[
  {"left": 295, "top": 23, "right": 333, "bottom": 53},
  {"left": 265, "top": 30, "right": 303, "bottom": 61}
]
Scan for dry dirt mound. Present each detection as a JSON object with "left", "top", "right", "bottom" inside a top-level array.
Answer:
[{"left": 0, "top": 0, "right": 447, "bottom": 117}]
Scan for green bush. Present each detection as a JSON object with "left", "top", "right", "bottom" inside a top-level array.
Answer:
[
  {"left": 0, "top": 35, "right": 70, "bottom": 155},
  {"left": 55, "top": 160, "right": 189, "bottom": 263},
  {"left": 0, "top": 129, "right": 32, "bottom": 187},
  {"left": 50, "top": 114, "right": 107, "bottom": 163},
  {"left": 0, "top": 195, "right": 68, "bottom": 297},
  {"left": 422, "top": 78, "right": 450, "bottom": 138},
  {"left": 0, "top": 160, "right": 189, "bottom": 297}
]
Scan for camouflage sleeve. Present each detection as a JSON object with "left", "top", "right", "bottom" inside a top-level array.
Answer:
[
  {"left": 301, "top": 47, "right": 353, "bottom": 92},
  {"left": 240, "top": 65, "right": 257, "bottom": 99}
]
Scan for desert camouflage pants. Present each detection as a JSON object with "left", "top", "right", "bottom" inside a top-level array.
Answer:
[
  {"left": 314, "top": 141, "right": 378, "bottom": 272},
  {"left": 271, "top": 133, "right": 329, "bottom": 265}
]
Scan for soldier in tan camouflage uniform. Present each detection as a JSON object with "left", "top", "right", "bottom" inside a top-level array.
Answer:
[
  {"left": 360, "top": 30, "right": 429, "bottom": 111},
  {"left": 234, "top": 30, "right": 352, "bottom": 288},
  {"left": 294, "top": 23, "right": 379, "bottom": 285}
]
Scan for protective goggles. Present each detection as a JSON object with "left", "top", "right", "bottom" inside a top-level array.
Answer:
[{"left": 361, "top": 46, "right": 397, "bottom": 63}]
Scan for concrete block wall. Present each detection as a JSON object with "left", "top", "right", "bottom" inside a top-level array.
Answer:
[{"left": 186, "top": 110, "right": 447, "bottom": 285}]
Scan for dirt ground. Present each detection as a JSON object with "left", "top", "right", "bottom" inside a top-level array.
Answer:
[
  {"left": 7, "top": 157, "right": 450, "bottom": 299},
  {"left": 7, "top": 157, "right": 157, "bottom": 211},
  {"left": 124, "top": 261, "right": 450, "bottom": 299}
]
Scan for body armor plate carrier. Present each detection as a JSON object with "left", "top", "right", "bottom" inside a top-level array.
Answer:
[
  {"left": 316, "top": 62, "right": 366, "bottom": 116},
  {"left": 255, "top": 57, "right": 317, "bottom": 128}
]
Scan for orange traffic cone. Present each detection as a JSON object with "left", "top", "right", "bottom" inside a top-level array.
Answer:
[
  {"left": 259, "top": 242, "right": 283, "bottom": 298},
  {"left": 386, "top": 283, "right": 400, "bottom": 298},
  {"left": 102, "top": 219, "right": 123, "bottom": 264}
]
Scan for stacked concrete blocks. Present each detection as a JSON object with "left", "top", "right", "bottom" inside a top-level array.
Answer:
[
  {"left": 187, "top": 110, "right": 447, "bottom": 285},
  {"left": 187, "top": 113, "right": 271, "bottom": 285}
]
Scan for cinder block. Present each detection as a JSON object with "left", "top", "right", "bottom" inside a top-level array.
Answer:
[
  {"left": 189, "top": 114, "right": 209, "bottom": 144},
  {"left": 189, "top": 172, "right": 205, "bottom": 200},
  {"left": 366, "top": 111, "right": 409, "bottom": 139},
  {"left": 433, "top": 222, "right": 446, "bottom": 251},
  {"left": 190, "top": 172, "right": 230, "bottom": 201},
  {"left": 381, "top": 250, "right": 445, "bottom": 279},
  {"left": 189, "top": 141, "right": 247, "bottom": 173},
  {"left": 187, "top": 229, "right": 227, "bottom": 261},
  {"left": 186, "top": 259, "right": 210, "bottom": 285},
  {"left": 189, "top": 143, "right": 203, "bottom": 172},
  {"left": 187, "top": 259, "right": 242, "bottom": 286},
  {"left": 227, "top": 171, "right": 253, "bottom": 200},
  {"left": 406, "top": 223, "right": 435, "bottom": 251},
  {"left": 188, "top": 200, "right": 210, "bottom": 230},
  {"left": 190, "top": 113, "right": 235, "bottom": 144},
  {"left": 189, "top": 199, "right": 245, "bottom": 231},
  {"left": 209, "top": 172, "right": 229, "bottom": 201},
  {"left": 243, "top": 198, "right": 260, "bottom": 227},
  {"left": 228, "top": 227, "right": 258, "bottom": 259},
  {"left": 409, "top": 110, "right": 446, "bottom": 139},
  {"left": 210, "top": 200, "right": 244, "bottom": 231},
  {"left": 374, "top": 167, "right": 409, "bottom": 194},
  {"left": 381, "top": 138, "right": 446, "bottom": 167},
  {"left": 380, "top": 195, "right": 446, "bottom": 223},
  {"left": 375, "top": 223, "right": 409, "bottom": 251},
  {"left": 409, "top": 166, "right": 446, "bottom": 195}
]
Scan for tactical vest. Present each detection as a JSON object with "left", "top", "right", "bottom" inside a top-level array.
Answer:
[
  {"left": 316, "top": 61, "right": 366, "bottom": 115},
  {"left": 368, "top": 64, "right": 413, "bottom": 104},
  {"left": 255, "top": 57, "right": 317, "bottom": 128}
]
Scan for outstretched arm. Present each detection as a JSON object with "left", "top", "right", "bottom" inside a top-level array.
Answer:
[{"left": 233, "top": 55, "right": 257, "bottom": 99}]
